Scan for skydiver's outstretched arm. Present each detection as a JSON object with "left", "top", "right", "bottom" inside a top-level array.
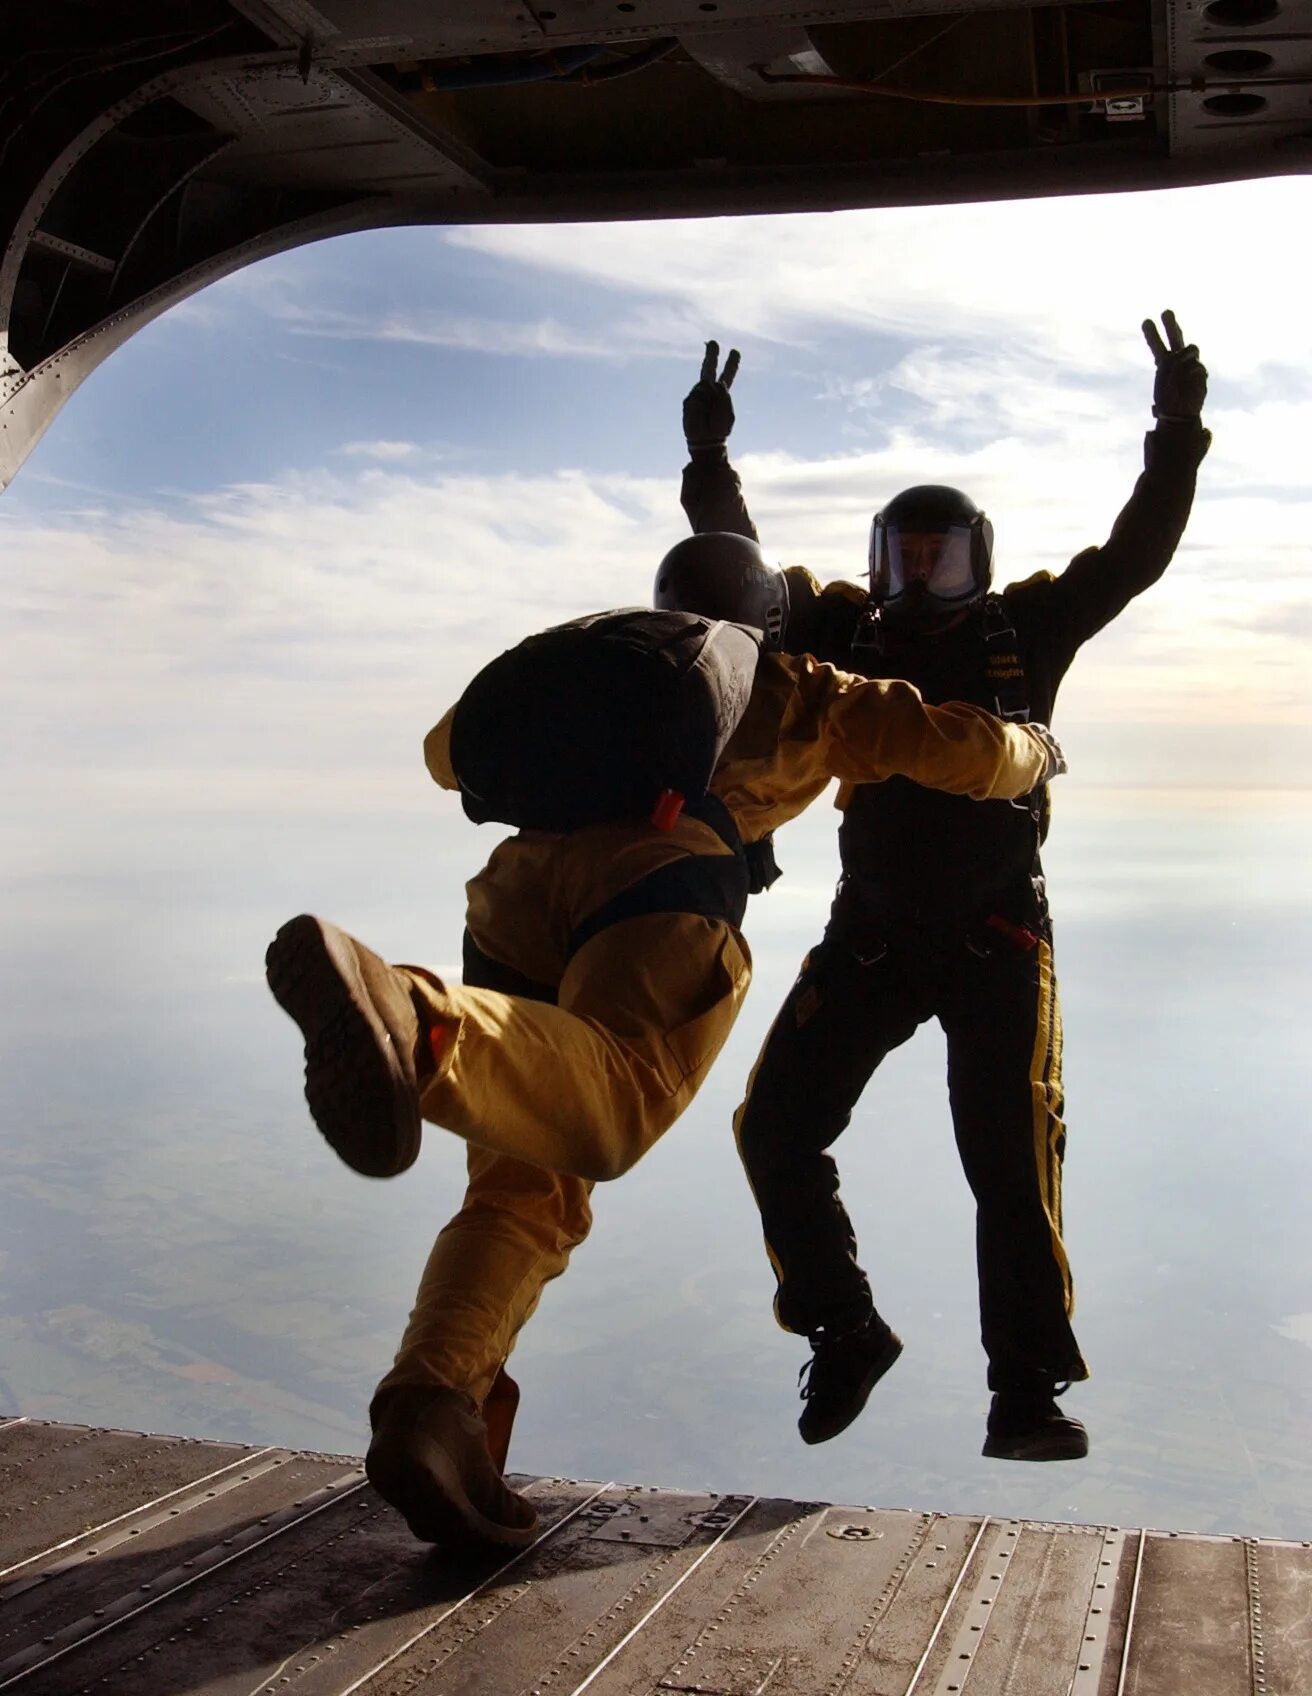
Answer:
[
  {"left": 1046, "top": 311, "right": 1211, "bottom": 647},
  {"left": 678, "top": 343, "right": 853, "bottom": 659},
  {"left": 679, "top": 340, "right": 760, "bottom": 541},
  {"left": 802, "top": 658, "right": 1065, "bottom": 803},
  {"left": 716, "top": 652, "right": 1066, "bottom": 845}
]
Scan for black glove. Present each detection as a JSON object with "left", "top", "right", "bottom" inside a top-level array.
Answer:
[
  {"left": 1142, "top": 310, "right": 1207, "bottom": 423},
  {"left": 683, "top": 340, "right": 741, "bottom": 452}
]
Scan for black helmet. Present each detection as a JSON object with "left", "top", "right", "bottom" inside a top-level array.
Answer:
[
  {"left": 869, "top": 485, "right": 993, "bottom": 616},
  {"left": 653, "top": 532, "right": 789, "bottom": 650}
]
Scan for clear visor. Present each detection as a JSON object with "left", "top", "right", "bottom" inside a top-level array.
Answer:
[{"left": 879, "top": 525, "right": 978, "bottom": 605}]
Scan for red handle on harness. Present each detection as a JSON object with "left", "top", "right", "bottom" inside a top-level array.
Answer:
[
  {"left": 986, "top": 913, "right": 1039, "bottom": 952},
  {"left": 650, "top": 789, "right": 686, "bottom": 830}
]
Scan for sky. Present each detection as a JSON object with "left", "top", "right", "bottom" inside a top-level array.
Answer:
[
  {"left": 3, "top": 172, "right": 1312, "bottom": 1533},
  {"left": 5, "top": 171, "right": 1312, "bottom": 827}
]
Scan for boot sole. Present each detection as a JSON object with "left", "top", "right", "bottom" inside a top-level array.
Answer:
[
  {"left": 981, "top": 1424, "right": 1089, "bottom": 1462},
  {"left": 366, "top": 1433, "right": 539, "bottom": 1550},
  {"left": 265, "top": 915, "right": 420, "bottom": 1178},
  {"left": 799, "top": 1330, "right": 904, "bottom": 1446}
]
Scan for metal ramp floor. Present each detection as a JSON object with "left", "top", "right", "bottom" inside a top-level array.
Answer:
[{"left": 2, "top": 1416, "right": 1309, "bottom": 1695}]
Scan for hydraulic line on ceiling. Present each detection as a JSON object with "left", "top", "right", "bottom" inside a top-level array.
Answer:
[{"left": 397, "top": 39, "right": 679, "bottom": 94}]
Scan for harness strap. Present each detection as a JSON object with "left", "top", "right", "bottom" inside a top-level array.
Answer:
[
  {"left": 745, "top": 832, "right": 783, "bottom": 894},
  {"left": 851, "top": 602, "right": 885, "bottom": 662},
  {"left": 980, "top": 595, "right": 1030, "bottom": 722},
  {"left": 682, "top": 791, "right": 743, "bottom": 854},
  {"left": 462, "top": 930, "right": 558, "bottom": 1003},
  {"left": 567, "top": 793, "right": 750, "bottom": 961},
  {"left": 465, "top": 795, "right": 759, "bottom": 987},
  {"left": 696, "top": 791, "right": 780, "bottom": 895},
  {"left": 979, "top": 596, "right": 1047, "bottom": 861},
  {"left": 567, "top": 852, "right": 748, "bottom": 961}
]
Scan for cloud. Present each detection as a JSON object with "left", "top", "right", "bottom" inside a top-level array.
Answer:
[
  {"left": 192, "top": 245, "right": 712, "bottom": 366},
  {"left": 446, "top": 178, "right": 1312, "bottom": 385},
  {"left": 262, "top": 299, "right": 692, "bottom": 363},
  {"left": 3, "top": 391, "right": 1309, "bottom": 838},
  {"left": 336, "top": 440, "right": 420, "bottom": 461},
  {"left": 1275, "top": 1314, "right": 1312, "bottom": 1352},
  {"left": 1242, "top": 598, "right": 1312, "bottom": 641},
  {"left": 0, "top": 459, "right": 687, "bottom": 813},
  {"left": 1200, "top": 401, "right": 1312, "bottom": 497},
  {"left": 291, "top": 305, "right": 617, "bottom": 358}
]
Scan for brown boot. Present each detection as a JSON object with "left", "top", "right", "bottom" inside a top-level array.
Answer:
[
  {"left": 265, "top": 914, "right": 430, "bottom": 1178},
  {"left": 367, "top": 1386, "right": 540, "bottom": 1549}
]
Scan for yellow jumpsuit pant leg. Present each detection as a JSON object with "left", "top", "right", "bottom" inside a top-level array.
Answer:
[
  {"left": 375, "top": 1145, "right": 594, "bottom": 1408},
  {"left": 409, "top": 911, "right": 752, "bottom": 1183},
  {"left": 375, "top": 910, "right": 750, "bottom": 1412}
]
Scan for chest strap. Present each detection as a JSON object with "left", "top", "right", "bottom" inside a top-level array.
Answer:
[
  {"left": 980, "top": 595, "right": 1029, "bottom": 722},
  {"left": 977, "top": 596, "right": 1048, "bottom": 859}
]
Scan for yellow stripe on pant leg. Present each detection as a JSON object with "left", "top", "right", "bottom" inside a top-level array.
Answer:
[{"left": 1029, "top": 939, "right": 1073, "bottom": 1313}]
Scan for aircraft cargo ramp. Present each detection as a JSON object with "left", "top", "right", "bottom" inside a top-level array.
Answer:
[{"left": 2, "top": 1417, "right": 1309, "bottom": 1695}]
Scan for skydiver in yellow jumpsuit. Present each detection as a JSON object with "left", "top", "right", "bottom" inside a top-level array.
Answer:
[{"left": 265, "top": 536, "right": 1066, "bottom": 1551}]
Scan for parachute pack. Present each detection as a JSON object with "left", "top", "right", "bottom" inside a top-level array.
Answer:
[{"left": 449, "top": 607, "right": 762, "bottom": 833}]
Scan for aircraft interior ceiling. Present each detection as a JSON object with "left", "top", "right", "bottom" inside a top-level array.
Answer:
[{"left": 1, "top": 0, "right": 1308, "bottom": 488}]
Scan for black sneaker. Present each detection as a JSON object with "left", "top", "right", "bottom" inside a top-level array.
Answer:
[
  {"left": 797, "top": 1316, "right": 903, "bottom": 1445},
  {"left": 982, "top": 1383, "right": 1088, "bottom": 1462}
]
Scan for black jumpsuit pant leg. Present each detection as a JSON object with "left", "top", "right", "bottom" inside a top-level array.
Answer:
[
  {"left": 733, "top": 929, "right": 928, "bottom": 1340},
  {"left": 735, "top": 914, "right": 1089, "bottom": 1388},
  {"left": 937, "top": 929, "right": 1088, "bottom": 1390}
]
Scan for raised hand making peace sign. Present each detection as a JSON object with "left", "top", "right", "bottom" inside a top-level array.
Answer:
[
  {"left": 683, "top": 339, "right": 742, "bottom": 452},
  {"left": 1142, "top": 309, "right": 1208, "bottom": 423}
]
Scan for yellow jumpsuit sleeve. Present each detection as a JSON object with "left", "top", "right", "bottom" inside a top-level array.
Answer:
[
  {"left": 801, "top": 660, "right": 1049, "bottom": 801},
  {"left": 424, "top": 706, "right": 459, "bottom": 791},
  {"left": 712, "top": 653, "right": 1050, "bottom": 843}
]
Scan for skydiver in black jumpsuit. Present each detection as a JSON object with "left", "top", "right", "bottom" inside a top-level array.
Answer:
[{"left": 680, "top": 315, "right": 1210, "bottom": 1460}]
